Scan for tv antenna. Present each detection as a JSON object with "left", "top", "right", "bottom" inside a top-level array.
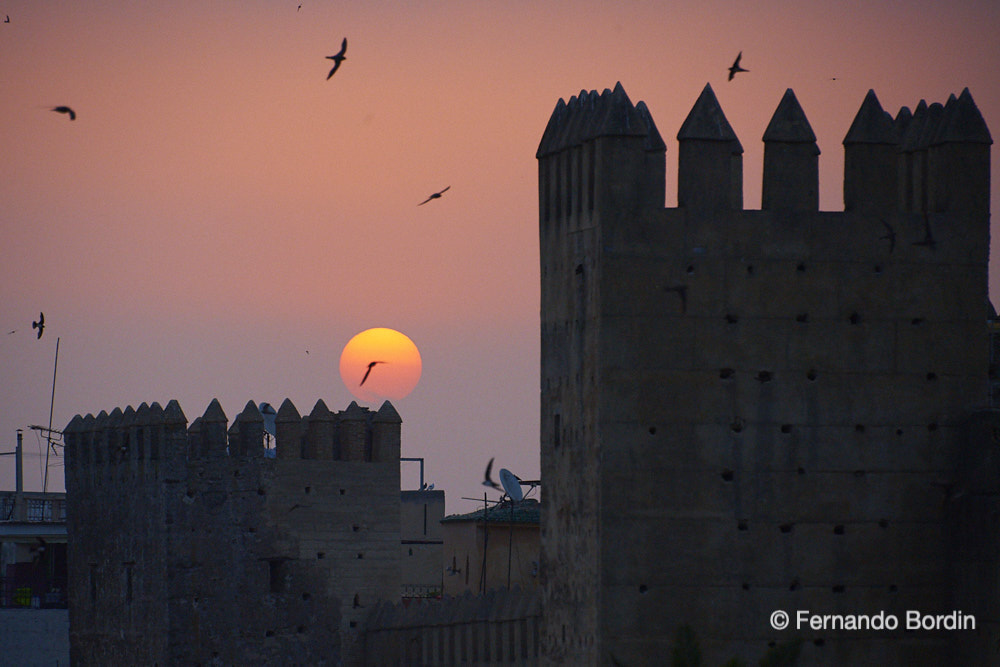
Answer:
[{"left": 259, "top": 402, "right": 277, "bottom": 454}]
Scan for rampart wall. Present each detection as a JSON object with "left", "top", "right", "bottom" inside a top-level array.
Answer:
[
  {"left": 63, "top": 398, "right": 401, "bottom": 666},
  {"left": 364, "top": 588, "right": 540, "bottom": 666}
]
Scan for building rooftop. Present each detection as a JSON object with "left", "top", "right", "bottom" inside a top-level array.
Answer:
[{"left": 441, "top": 499, "right": 539, "bottom": 525}]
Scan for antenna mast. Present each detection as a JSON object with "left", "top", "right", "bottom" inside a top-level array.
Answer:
[{"left": 43, "top": 336, "right": 60, "bottom": 492}]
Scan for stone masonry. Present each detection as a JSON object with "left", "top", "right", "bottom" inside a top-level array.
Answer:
[
  {"left": 63, "top": 398, "right": 401, "bottom": 666},
  {"left": 537, "top": 82, "right": 997, "bottom": 665}
]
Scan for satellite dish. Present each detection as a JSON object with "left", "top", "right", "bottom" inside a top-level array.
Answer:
[
  {"left": 259, "top": 402, "right": 277, "bottom": 437},
  {"left": 499, "top": 468, "right": 523, "bottom": 502}
]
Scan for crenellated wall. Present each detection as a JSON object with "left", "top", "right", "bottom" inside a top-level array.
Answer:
[
  {"left": 538, "top": 82, "right": 996, "bottom": 665},
  {"left": 63, "top": 398, "right": 401, "bottom": 666}
]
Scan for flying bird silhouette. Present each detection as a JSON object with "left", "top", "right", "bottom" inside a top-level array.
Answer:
[
  {"left": 418, "top": 186, "right": 450, "bottom": 206},
  {"left": 4, "top": 15, "right": 9, "bottom": 23},
  {"left": 51, "top": 106, "right": 75, "bottom": 120},
  {"left": 32, "top": 312, "right": 44, "bottom": 339},
  {"left": 326, "top": 38, "right": 347, "bottom": 79},
  {"left": 359, "top": 360, "right": 385, "bottom": 387},
  {"left": 728, "top": 51, "right": 748, "bottom": 81},
  {"left": 482, "top": 457, "right": 502, "bottom": 490}
]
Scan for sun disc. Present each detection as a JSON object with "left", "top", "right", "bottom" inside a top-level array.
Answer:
[{"left": 339, "top": 328, "right": 422, "bottom": 404}]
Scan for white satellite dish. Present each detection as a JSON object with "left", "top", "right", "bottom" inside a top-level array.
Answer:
[
  {"left": 499, "top": 468, "right": 523, "bottom": 502},
  {"left": 259, "top": 402, "right": 277, "bottom": 437}
]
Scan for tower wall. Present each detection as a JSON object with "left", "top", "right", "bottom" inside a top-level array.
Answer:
[
  {"left": 63, "top": 397, "right": 402, "bottom": 666},
  {"left": 538, "top": 84, "right": 994, "bottom": 665}
]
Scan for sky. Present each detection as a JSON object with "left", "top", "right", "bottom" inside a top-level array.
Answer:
[{"left": 1, "top": 1, "right": 998, "bottom": 513}]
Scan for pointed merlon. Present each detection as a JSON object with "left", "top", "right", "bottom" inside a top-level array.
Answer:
[
  {"left": 134, "top": 402, "right": 151, "bottom": 426},
  {"left": 763, "top": 89, "right": 817, "bottom": 144},
  {"left": 276, "top": 398, "right": 301, "bottom": 423},
  {"left": 201, "top": 398, "right": 227, "bottom": 424},
  {"left": 121, "top": 405, "right": 136, "bottom": 429},
  {"left": 843, "top": 90, "right": 896, "bottom": 145},
  {"left": 635, "top": 101, "right": 666, "bottom": 152},
  {"left": 239, "top": 400, "right": 263, "bottom": 423},
  {"left": 536, "top": 98, "right": 567, "bottom": 158},
  {"left": 915, "top": 102, "right": 945, "bottom": 150},
  {"left": 374, "top": 400, "right": 402, "bottom": 423},
  {"left": 64, "top": 414, "right": 84, "bottom": 434},
  {"left": 341, "top": 400, "right": 368, "bottom": 420},
  {"left": 892, "top": 106, "right": 913, "bottom": 143},
  {"left": 163, "top": 400, "right": 187, "bottom": 426},
  {"left": 309, "top": 398, "right": 334, "bottom": 421},
  {"left": 931, "top": 94, "right": 959, "bottom": 146},
  {"left": 900, "top": 100, "right": 929, "bottom": 152},
  {"left": 594, "top": 82, "right": 648, "bottom": 139},
  {"left": 937, "top": 88, "right": 993, "bottom": 144},
  {"left": 677, "top": 83, "right": 743, "bottom": 150}
]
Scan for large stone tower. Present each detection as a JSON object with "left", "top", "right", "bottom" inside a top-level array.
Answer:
[
  {"left": 63, "top": 398, "right": 401, "bottom": 665},
  {"left": 537, "top": 82, "right": 997, "bottom": 665}
]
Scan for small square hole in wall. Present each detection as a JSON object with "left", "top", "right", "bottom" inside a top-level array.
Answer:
[
  {"left": 340, "top": 489, "right": 346, "bottom": 495},
  {"left": 317, "top": 552, "right": 325, "bottom": 560},
  {"left": 304, "top": 486, "right": 311, "bottom": 494}
]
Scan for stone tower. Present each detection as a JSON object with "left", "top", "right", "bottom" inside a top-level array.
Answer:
[
  {"left": 537, "top": 82, "right": 997, "bottom": 665},
  {"left": 63, "top": 398, "right": 401, "bottom": 666}
]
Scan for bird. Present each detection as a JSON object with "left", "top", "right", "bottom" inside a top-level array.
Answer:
[
  {"left": 4, "top": 15, "right": 9, "bottom": 23},
  {"left": 482, "top": 457, "right": 501, "bottom": 490},
  {"left": 32, "top": 312, "right": 44, "bottom": 339},
  {"left": 879, "top": 218, "right": 896, "bottom": 253},
  {"left": 359, "top": 360, "right": 385, "bottom": 387},
  {"left": 728, "top": 51, "right": 748, "bottom": 80},
  {"left": 6, "top": 330, "right": 14, "bottom": 335},
  {"left": 297, "top": 4, "right": 302, "bottom": 10},
  {"left": 664, "top": 284, "right": 688, "bottom": 314},
  {"left": 51, "top": 106, "right": 75, "bottom": 120},
  {"left": 418, "top": 186, "right": 450, "bottom": 206},
  {"left": 326, "top": 38, "right": 347, "bottom": 80}
]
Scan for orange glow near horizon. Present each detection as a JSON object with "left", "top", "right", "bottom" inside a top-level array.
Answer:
[{"left": 339, "top": 328, "right": 422, "bottom": 405}]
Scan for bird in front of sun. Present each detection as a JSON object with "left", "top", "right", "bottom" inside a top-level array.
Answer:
[
  {"left": 359, "top": 360, "right": 386, "bottom": 387},
  {"left": 728, "top": 51, "right": 748, "bottom": 81},
  {"left": 482, "top": 457, "right": 502, "bottom": 491},
  {"left": 418, "top": 186, "right": 450, "bottom": 206},
  {"left": 326, "top": 38, "right": 347, "bottom": 80},
  {"left": 51, "top": 106, "right": 76, "bottom": 120}
]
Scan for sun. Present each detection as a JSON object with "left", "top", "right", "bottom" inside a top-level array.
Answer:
[{"left": 339, "top": 328, "right": 422, "bottom": 404}]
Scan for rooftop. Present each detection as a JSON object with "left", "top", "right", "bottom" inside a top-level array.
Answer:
[{"left": 441, "top": 499, "right": 540, "bottom": 525}]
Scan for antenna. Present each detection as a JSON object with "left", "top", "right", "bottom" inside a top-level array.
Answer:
[{"left": 499, "top": 468, "right": 523, "bottom": 502}]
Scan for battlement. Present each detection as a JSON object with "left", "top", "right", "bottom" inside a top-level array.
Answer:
[
  {"left": 538, "top": 82, "right": 995, "bottom": 664},
  {"left": 63, "top": 397, "right": 401, "bottom": 477},
  {"left": 537, "top": 82, "right": 992, "bottom": 220}
]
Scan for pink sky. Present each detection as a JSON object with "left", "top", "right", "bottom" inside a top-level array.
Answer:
[{"left": 1, "top": 1, "right": 998, "bottom": 511}]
